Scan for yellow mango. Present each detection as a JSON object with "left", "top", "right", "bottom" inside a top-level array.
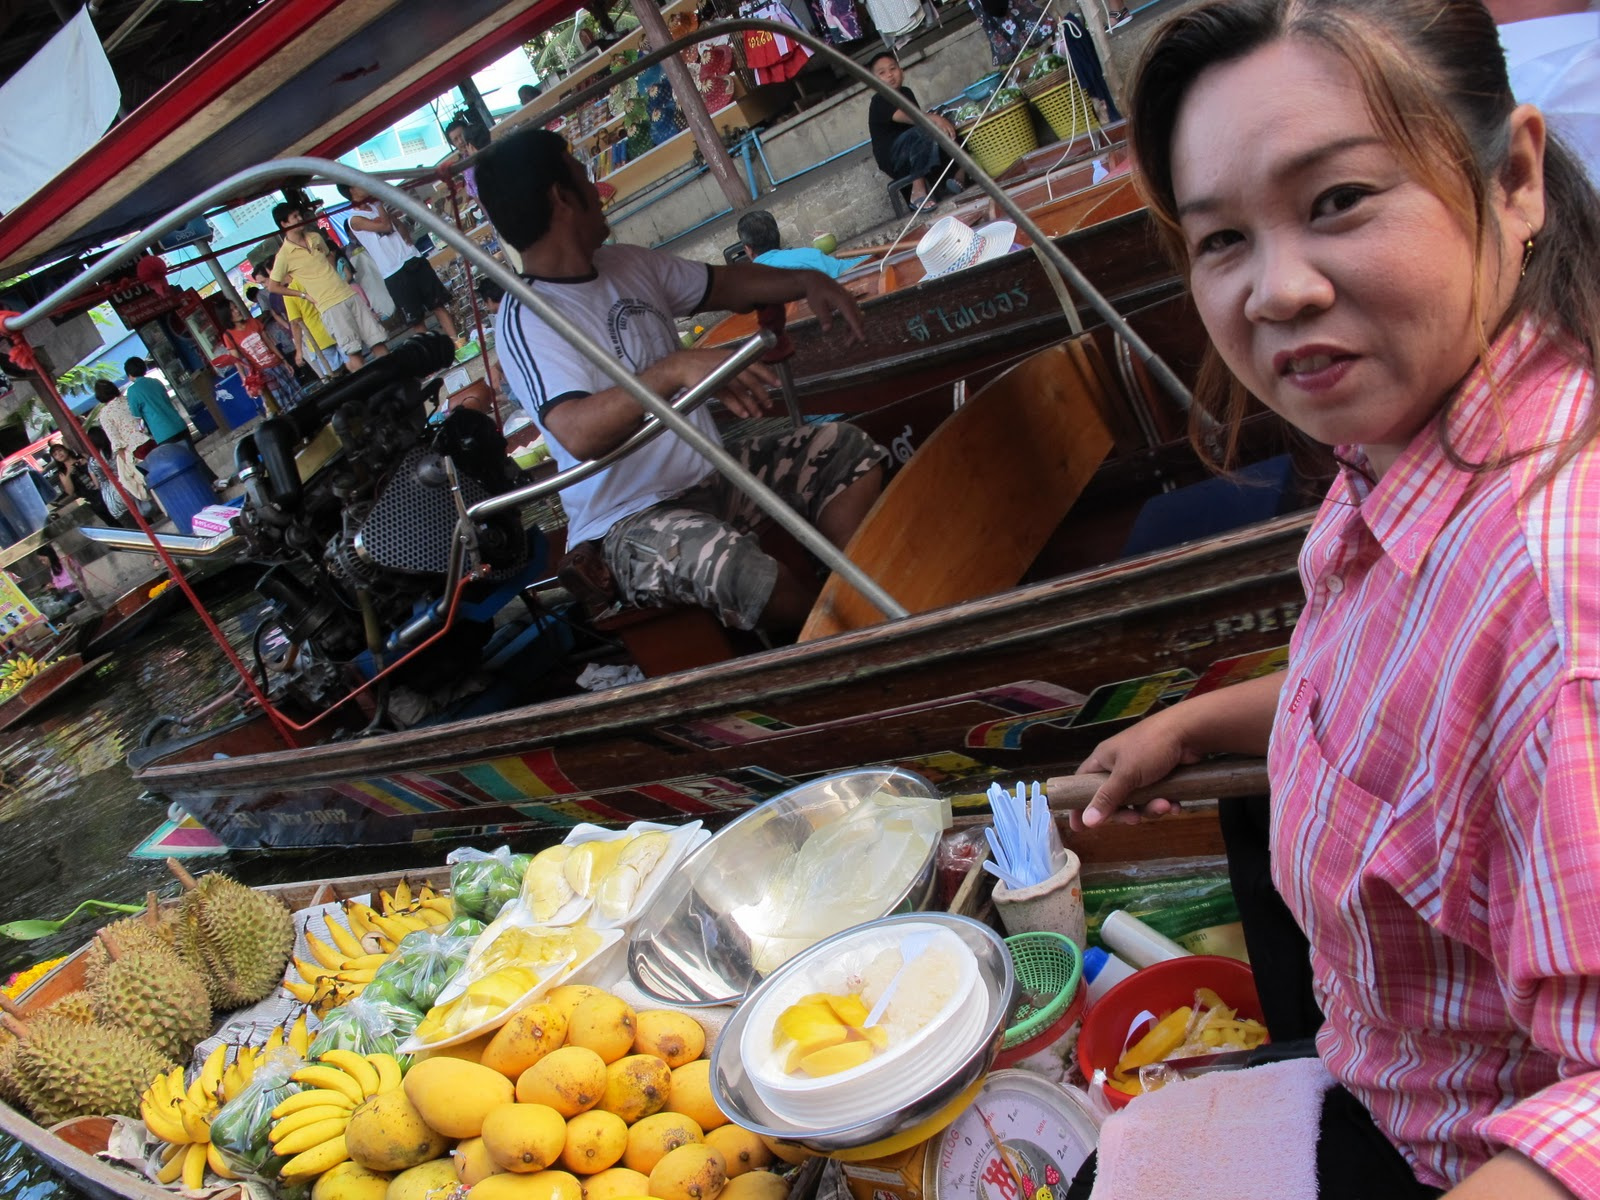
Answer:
[
  {"left": 314, "top": 1162, "right": 394, "bottom": 1200},
  {"left": 665, "top": 1061, "right": 728, "bottom": 1132},
  {"left": 403, "top": 1057, "right": 516, "bottom": 1139},
  {"left": 561, "top": 1109, "right": 629, "bottom": 1175},
  {"left": 1115, "top": 1006, "right": 1192, "bottom": 1074},
  {"left": 772, "top": 1004, "right": 841, "bottom": 1049},
  {"left": 455, "top": 1138, "right": 507, "bottom": 1187},
  {"left": 346, "top": 1090, "right": 451, "bottom": 1172},
  {"left": 755, "top": 1138, "right": 810, "bottom": 1167},
  {"left": 546, "top": 985, "right": 610, "bottom": 1024},
  {"left": 387, "top": 1159, "right": 460, "bottom": 1200},
  {"left": 703, "top": 1128, "right": 770, "bottom": 1179},
  {"left": 569, "top": 994, "right": 639, "bottom": 1064},
  {"left": 599, "top": 1054, "right": 672, "bottom": 1124},
  {"left": 518, "top": 1045, "right": 609, "bottom": 1117},
  {"left": 411, "top": 1032, "right": 494, "bottom": 1064},
  {"left": 583, "top": 1168, "right": 652, "bottom": 1200},
  {"left": 647, "top": 1144, "right": 726, "bottom": 1200},
  {"left": 623, "top": 1113, "right": 703, "bottom": 1175},
  {"left": 717, "top": 1174, "right": 788, "bottom": 1200},
  {"left": 472, "top": 1170, "right": 584, "bottom": 1200},
  {"left": 483, "top": 1003, "right": 569, "bottom": 1079},
  {"left": 482, "top": 1102, "right": 568, "bottom": 1173},
  {"left": 797, "top": 1041, "right": 873, "bottom": 1078},
  {"left": 633, "top": 1011, "right": 706, "bottom": 1069},
  {"left": 822, "top": 995, "right": 870, "bottom": 1030}
]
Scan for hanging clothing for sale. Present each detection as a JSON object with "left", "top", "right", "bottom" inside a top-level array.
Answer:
[
  {"left": 804, "top": 0, "right": 864, "bottom": 42},
  {"left": 1056, "top": 12, "right": 1119, "bottom": 117},
  {"left": 864, "top": 0, "right": 923, "bottom": 40},
  {"left": 741, "top": 1, "right": 812, "bottom": 83},
  {"left": 967, "top": 0, "right": 1055, "bottom": 64}
]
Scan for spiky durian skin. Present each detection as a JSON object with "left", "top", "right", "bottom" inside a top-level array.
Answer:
[
  {"left": 178, "top": 874, "right": 295, "bottom": 1010},
  {"left": 41, "top": 990, "right": 97, "bottom": 1025},
  {"left": 0, "top": 1038, "right": 24, "bottom": 1112},
  {"left": 11, "top": 1014, "right": 176, "bottom": 1125},
  {"left": 86, "top": 942, "right": 212, "bottom": 1060}
]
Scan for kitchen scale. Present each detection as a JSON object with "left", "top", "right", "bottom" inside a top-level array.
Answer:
[{"left": 841, "top": 1071, "right": 1100, "bottom": 1200}]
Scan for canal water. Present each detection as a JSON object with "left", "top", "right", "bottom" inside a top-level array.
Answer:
[{"left": 0, "top": 576, "right": 522, "bottom": 1198}]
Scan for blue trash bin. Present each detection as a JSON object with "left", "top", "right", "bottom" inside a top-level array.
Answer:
[
  {"left": 188, "top": 403, "right": 218, "bottom": 436},
  {"left": 144, "top": 442, "right": 214, "bottom": 535},
  {"left": 213, "top": 368, "right": 259, "bottom": 428}
]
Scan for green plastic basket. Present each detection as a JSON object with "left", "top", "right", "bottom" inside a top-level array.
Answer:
[{"left": 1001, "top": 931, "right": 1083, "bottom": 1048}]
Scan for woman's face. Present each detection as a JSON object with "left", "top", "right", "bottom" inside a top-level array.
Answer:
[
  {"left": 1171, "top": 40, "right": 1531, "bottom": 477},
  {"left": 50, "top": 445, "right": 68, "bottom": 463}
]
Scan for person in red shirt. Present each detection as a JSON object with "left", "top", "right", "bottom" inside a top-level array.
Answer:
[
  {"left": 1061, "top": 0, "right": 1600, "bottom": 1198},
  {"left": 212, "top": 300, "right": 305, "bottom": 412}
]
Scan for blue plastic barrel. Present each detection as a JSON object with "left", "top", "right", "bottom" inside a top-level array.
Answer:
[
  {"left": 143, "top": 442, "right": 214, "bottom": 535},
  {"left": 212, "top": 369, "right": 259, "bottom": 428}
]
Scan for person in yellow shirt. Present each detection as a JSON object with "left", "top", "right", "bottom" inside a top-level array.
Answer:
[
  {"left": 264, "top": 203, "right": 389, "bottom": 370},
  {"left": 283, "top": 290, "right": 343, "bottom": 377}
]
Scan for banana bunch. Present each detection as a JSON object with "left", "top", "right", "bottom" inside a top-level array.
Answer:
[
  {"left": 359, "top": 878, "right": 454, "bottom": 951},
  {"left": 271, "top": 1050, "right": 402, "bottom": 1181},
  {"left": 283, "top": 884, "right": 449, "bottom": 1014},
  {"left": 0, "top": 654, "right": 51, "bottom": 700}
]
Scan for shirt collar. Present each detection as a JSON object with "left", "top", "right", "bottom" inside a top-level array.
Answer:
[{"left": 1339, "top": 312, "right": 1568, "bottom": 574}]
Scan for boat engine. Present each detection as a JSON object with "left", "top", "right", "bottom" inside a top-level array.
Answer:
[{"left": 232, "top": 334, "right": 536, "bottom": 716}]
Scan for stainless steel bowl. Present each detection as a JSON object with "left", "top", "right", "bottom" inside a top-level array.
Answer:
[
  {"left": 709, "top": 912, "right": 1016, "bottom": 1153},
  {"left": 627, "top": 767, "right": 943, "bottom": 1006}
]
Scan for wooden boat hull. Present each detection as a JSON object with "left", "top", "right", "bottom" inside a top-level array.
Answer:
[
  {"left": 0, "top": 653, "right": 109, "bottom": 733},
  {"left": 132, "top": 513, "right": 1311, "bottom": 850},
  {"left": 80, "top": 580, "right": 186, "bottom": 659}
]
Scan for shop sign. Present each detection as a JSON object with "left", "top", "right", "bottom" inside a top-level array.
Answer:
[
  {"left": 109, "top": 279, "right": 183, "bottom": 327},
  {"left": 0, "top": 574, "right": 44, "bottom": 643}
]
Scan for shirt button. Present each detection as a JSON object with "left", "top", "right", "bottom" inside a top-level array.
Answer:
[{"left": 1326, "top": 576, "right": 1344, "bottom": 595}]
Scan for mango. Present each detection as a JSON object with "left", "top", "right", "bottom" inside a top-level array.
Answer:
[
  {"left": 665, "top": 1061, "right": 727, "bottom": 1132},
  {"left": 583, "top": 1168, "right": 652, "bottom": 1200},
  {"left": 483, "top": 1003, "right": 570, "bottom": 1079},
  {"left": 797, "top": 1041, "right": 873, "bottom": 1078},
  {"left": 599, "top": 1054, "right": 671, "bottom": 1124},
  {"left": 455, "top": 1138, "right": 507, "bottom": 1188},
  {"left": 702, "top": 1129, "right": 769, "bottom": 1178},
  {"left": 647, "top": 1144, "right": 726, "bottom": 1200},
  {"left": 773, "top": 1004, "right": 842, "bottom": 1051},
  {"left": 404, "top": 1057, "right": 516, "bottom": 1139},
  {"left": 546, "top": 985, "right": 610, "bottom": 1023},
  {"left": 623, "top": 1112, "right": 703, "bottom": 1175},
  {"left": 314, "top": 1162, "right": 393, "bottom": 1200},
  {"left": 346, "top": 1090, "right": 451, "bottom": 1172},
  {"left": 822, "top": 995, "right": 870, "bottom": 1030},
  {"left": 560, "top": 1109, "right": 628, "bottom": 1175},
  {"left": 632, "top": 1011, "right": 705, "bottom": 1069},
  {"left": 482, "top": 1102, "right": 568, "bottom": 1173},
  {"left": 411, "top": 1032, "right": 494, "bottom": 1065},
  {"left": 518, "top": 1046, "right": 609, "bottom": 1117},
  {"left": 568, "top": 994, "right": 638, "bottom": 1064},
  {"left": 717, "top": 1174, "right": 788, "bottom": 1200},
  {"left": 472, "top": 1169, "right": 584, "bottom": 1200},
  {"left": 756, "top": 1138, "right": 811, "bottom": 1167},
  {"left": 387, "top": 1159, "right": 460, "bottom": 1200}
]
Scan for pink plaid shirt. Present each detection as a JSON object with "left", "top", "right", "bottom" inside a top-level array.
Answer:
[{"left": 1268, "top": 314, "right": 1600, "bottom": 1195}]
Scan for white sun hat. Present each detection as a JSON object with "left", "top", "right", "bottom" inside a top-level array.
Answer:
[{"left": 915, "top": 216, "right": 1019, "bottom": 279}]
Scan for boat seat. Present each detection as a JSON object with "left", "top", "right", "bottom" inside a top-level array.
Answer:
[
  {"left": 1120, "top": 455, "right": 1296, "bottom": 558},
  {"left": 723, "top": 242, "right": 749, "bottom": 265}
]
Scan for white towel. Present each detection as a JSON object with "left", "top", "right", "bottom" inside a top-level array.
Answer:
[{"left": 1090, "top": 1057, "right": 1335, "bottom": 1200}]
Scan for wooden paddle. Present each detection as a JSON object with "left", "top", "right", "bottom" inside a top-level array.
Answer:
[{"left": 1044, "top": 758, "right": 1271, "bottom": 813}]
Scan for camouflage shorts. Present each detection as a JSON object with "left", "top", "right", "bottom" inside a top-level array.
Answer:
[{"left": 601, "top": 421, "right": 888, "bottom": 630}]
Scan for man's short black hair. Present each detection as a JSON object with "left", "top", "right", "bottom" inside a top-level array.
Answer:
[
  {"left": 125, "top": 356, "right": 147, "bottom": 377},
  {"left": 474, "top": 127, "right": 585, "bottom": 250},
  {"left": 476, "top": 277, "right": 505, "bottom": 306},
  {"left": 870, "top": 51, "right": 899, "bottom": 71},
  {"left": 251, "top": 262, "right": 270, "bottom": 280},
  {"left": 335, "top": 184, "right": 353, "bottom": 200},
  {"left": 244, "top": 286, "right": 261, "bottom": 303},
  {"left": 518, "top": 84, "right": 540, "bottom": 104},
  {"left": 93, "top": 379, "right": 119, "bottom": 403},
  {"left": 445, "top": 118, "right": 491, "bottom": 151},
  {"left": 272, "top": 202, "right": 297, "bottom": 229},
  {"left": 736, "top": 210, "right": 782, "bottom": 257}
]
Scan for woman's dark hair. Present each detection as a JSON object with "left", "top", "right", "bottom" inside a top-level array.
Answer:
[
  {"left": 86, "top": 426, "right": 112, "bottom": 457},
  {"left": 1129, "top": 0, "right": 1600, "bottom": 474},
  {"left": 474, "top": 128, "right": 586, "bottom": 250},
  {"left": 736, "top": 210, "right": 782, "bottom": 256},
  {"left": 93, "top": 379, "right": 119, "bottom": 403}
]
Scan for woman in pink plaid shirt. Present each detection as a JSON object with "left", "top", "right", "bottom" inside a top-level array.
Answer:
[{"left": 1069, "top": 0, "right": 1600, "bottom": 1197}]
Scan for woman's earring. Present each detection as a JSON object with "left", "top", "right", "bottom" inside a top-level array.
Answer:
[{"left": 1521, "top": 235, "right": 1535, "bottom": 278}]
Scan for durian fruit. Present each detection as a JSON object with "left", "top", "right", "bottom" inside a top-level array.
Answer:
[
  {"left": 0, "top": 1033, "right": 24, "bottom": 1111},
  {"left": 168, "top": 860, "right": 294, "bottom": 1010},
  {"left": 41, "top": 991, "right": 97, "bottom": 1025},
  {"left": 7, "top": 1013, "right": 176, "bottom": 1125},
  {"left": 87, "top": 932, "right": 212, "bottom": 1060}
]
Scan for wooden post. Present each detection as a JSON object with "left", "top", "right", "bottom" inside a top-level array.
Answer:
[{"left": 629, "top": 0, "right": 750, "bottom": 212}]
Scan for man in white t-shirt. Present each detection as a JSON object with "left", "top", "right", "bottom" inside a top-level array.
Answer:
[
  {"left": 339, "top": 184, "right": 463, "bottom": 345},
  {"left": 477, "top": 127, "right": 887, "bottom": 633}
]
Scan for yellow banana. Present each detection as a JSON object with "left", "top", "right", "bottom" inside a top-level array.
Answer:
[
  {"left": 140, "top": 1097, "right": 190, "bottom": 1145},
  {"left": 167, "top": 1065, "right": 186, "bottom": 1099},
  {"left": 419, "top": 895, "right": 454, "bottom": 917},
  {"left": 264, "top": 1024, "right": 286, "bottom": 1055},
  {"left": 304, "top": 930, "right": 344, "bottom": 970},
  {"left": 207, "top": 1142, "right": 239, "bottom": 1181},
  {"left": 325, "top": 917, "right": 366, "bottom": 960},
  {"left": 279, "top": 1134, "right": 350, "bottom": 1181},
  {"left": 295, "top": 956, "right": 336, "bottom": 984},
  {"left": 418, "top": 882, "right": 436, "bottom": 900},
  {"left": 178, "top": 1098, "right": 211, "bottom": 1143},
  {"left": 221, "top": 1062, "right": 245, "bottom": 1103},
  {"left": 270, "top": 1104, "right": 352, "bottom": 1141},
  {"left": 146, "top": 1073, "right": 172, "bottom": 1112},
  {"left": 198, "top": 1043, "right": 228, "bottom": 1100},
  {"left": 378, "top": 889, "right": 396, "bottom": 915},
  {"left": 318, "top": 1050, "right": 381, "bottom": 1097},
  {"left": 334, "top": 967, "right": 379, "bottom": 985},
  {"left": 288, "top": 1013, "right": 311, "bottom": 1056},
  {"left": 338, "top": 953, "right": 390, "bottom": 972},
  {"left": 290, "top": 1065, "right": 364, "bottom": 1104},
  {"left": 393, "top": 879, "right": 413, "bottom": 910},
  {"left": 283, "top": 979, "right": 317, "bottom": 1003},
  {"left": 185, "top": 1073, "right": 211, "bottom": 1112},
  {"left": 374, "top": 935, "right": 397, "bottom": 954},
  {"left": 411, "top": 907, "right": 448, "bottom": 927},
  {"left": 271, "top": 1089, "right": 357, "bottom": 1118},
  {"left": 181, "top": 1141, "right": 207, "bottom": 1191},
  {"left": 156, "top": 1143, "right": 187, "bottom": 1184},
  {"left": 273, "top": 1117, "right": 352, "bottom": 1155},
  {"left": 342, "top": 900, "right": 380, "bottom": 938},
  {"left": 368, "top": 1053, "right": 403, "bottom": 1095}
]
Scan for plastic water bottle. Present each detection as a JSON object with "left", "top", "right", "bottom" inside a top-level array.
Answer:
[
  {"left": 1082, "top": 945, "right": 1139, "bottom": 1007},
  {"left": 1101, "top": 909, "right": 1192, "bottom": 968}
]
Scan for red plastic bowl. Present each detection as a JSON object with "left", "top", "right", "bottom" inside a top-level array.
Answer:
[{"left": 1076, "top": 955, "right": 1265, "bottom": 1108}]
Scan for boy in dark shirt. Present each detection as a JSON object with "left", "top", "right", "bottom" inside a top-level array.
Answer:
[{"left": 865, "top": 53, "right": 964, "bottom": 212}]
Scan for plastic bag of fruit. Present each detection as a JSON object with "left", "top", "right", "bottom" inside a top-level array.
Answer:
[
  {"left": 307, "top": 992, "right": 419, "bottom": 1057},
  {"left": 207, "top": 1047, "right": 305, "bottom": 1183},
  {"left": 446, "top": 846, "right": 533, "bottom": 921},
  {"left": 369, "top": 926, "right": 478, "bottom": 1012}
]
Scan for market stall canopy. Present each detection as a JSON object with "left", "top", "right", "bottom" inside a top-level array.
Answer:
[{"left": 0, "top": 0, "right": 585, "bottom": 280}]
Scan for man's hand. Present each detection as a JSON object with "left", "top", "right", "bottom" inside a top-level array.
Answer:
[
  {"left": 795, "top": 273, "right": 864, "bottom": 343},
  {"left": 666, "top": 348, "right": 780, "bottom": 420},
  {"left": 929, "top": 112, "right": 957, "bottom": 139}
]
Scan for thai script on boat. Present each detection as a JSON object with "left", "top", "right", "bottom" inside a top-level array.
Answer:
[{"left": 905, "top": 286, "right": 1030, "bottom": 342}]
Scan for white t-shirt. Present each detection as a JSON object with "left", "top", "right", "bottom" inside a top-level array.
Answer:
[
  {"left": 1498, "top": 12, "right": 1599, "bottom": 184},
  {"left": 346, "top": 201, "right": 419, "bottom": 278},
  {"left": 496, "top": 243, "right": 716, "bottom": 546}
]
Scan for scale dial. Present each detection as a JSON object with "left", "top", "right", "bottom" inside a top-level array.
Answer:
[{"left": 926, "top": 1070, "right": 1099, "bottom": 1200}]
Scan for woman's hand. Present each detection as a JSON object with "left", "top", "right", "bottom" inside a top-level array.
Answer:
[{"left": 1071, "top": 709, "right": 1202, "bottom": 829}]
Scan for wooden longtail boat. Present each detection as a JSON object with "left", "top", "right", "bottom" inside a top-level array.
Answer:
[
  {"left": 74, "top": 580, "right": 187, "bottom": 660},
  {"left": 0, "top": 653, "right": 111, "bottom": 734},
  {"left": 0, "top": 814, "right": 1227, "bottom": 1199}
]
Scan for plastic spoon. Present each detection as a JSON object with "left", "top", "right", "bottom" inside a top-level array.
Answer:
[
  {"left": 864, "top": 929, "right": 937, "bottom": 1028},
  {"left": 0, "top": 899, "right": 146, "bottom": 941}
]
